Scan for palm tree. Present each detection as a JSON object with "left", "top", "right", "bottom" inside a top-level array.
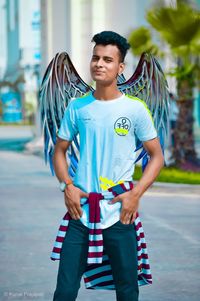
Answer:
[{"left": 129, "top": 2, "right": 200, "bottom": 170}]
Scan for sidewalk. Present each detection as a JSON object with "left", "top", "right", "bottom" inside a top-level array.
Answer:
[
  {"left": 1, "top": 124, "right": 200, "bottom": 162},
  {"left": 0, "top": 125, "right": 34, "bottom": 152},
  {"left": 0, "top": 149, "right": 200, "bottom": 301}
]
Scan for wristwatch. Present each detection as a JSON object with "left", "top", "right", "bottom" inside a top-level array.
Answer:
[{"left": 59, "top": 179, "right": 73, "bottom": 192}]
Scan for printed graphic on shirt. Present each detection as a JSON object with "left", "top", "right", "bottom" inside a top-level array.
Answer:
[
  {"left": 99, "top": 176, "right": 124, "bottom": 190},
  {"left": 114, "top": 117, "right": 131, "bottom": 136}
]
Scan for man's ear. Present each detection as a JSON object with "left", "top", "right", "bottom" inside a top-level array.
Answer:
[{"left": 118, "top": 62, "right": 125, "bottom": 75}]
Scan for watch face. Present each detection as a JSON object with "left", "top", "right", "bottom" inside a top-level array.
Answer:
[{"left": 60, "top": 182, "right": 66, "bottom": 192}]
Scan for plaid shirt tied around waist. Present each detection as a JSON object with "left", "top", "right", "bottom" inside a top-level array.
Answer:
[{"left": 51, "top": 182, "right": 152, "bottom": 289}]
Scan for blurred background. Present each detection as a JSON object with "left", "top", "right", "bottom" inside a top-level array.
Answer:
[
  {"left": 0, "top": 1, "right": 200, "bottom": 300},
  {"left": 0, "top": 0, "right": 200, "bottom": 180}
]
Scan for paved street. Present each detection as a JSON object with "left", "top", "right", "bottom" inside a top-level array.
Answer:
[{"left": 0, "top": 147, "right": 200, "bottom": 301}]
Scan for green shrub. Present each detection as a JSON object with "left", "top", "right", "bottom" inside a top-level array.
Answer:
[{"left": 133, "top": 165, "right": 200, "bottom": 184}]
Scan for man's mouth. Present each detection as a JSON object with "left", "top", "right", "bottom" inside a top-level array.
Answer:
[{"left": 94, "top": 70, "right": 104, "bottom": 74}]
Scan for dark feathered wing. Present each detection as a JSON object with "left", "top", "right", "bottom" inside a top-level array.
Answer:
[
  {"left": 40, "top": 51, "right": 169, "bottom": 176},
  {"left": 39, "top": 52, "right": 92, "bottom": 175},
  {"left": 117, "top": 52, "right": 169, "bottom": 171}
]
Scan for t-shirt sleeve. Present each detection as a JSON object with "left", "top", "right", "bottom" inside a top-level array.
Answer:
[
  {"left": 57, "top": 102, "right": 78, "bottom": 141},
  {"left": 134, "top": 102, "right": 157, "bottom": 141}
]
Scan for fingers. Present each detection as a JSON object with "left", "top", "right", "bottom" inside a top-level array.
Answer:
[
  {"left": 120, "top": 211, "right": 137, "bottom": 224},
  {"left": 109, "top": 191, "right": 128, "bottom": 204},
  {"left": 80, "top": 191, "right": 89, "bottom": 198},
  {"left": 131, "top": 212, "right": 137, "bottom": 224},
  {"left": 64, "top": 186, "right": 84, "bottom": 220},
  {"left": 68, "top": 204, "right": 82, "bottom": 219},
  {"left": 68, "top": 207, "right": 82, "bottom": 220},
  {"left": 120, "top": 212, "right": 132, "bottom": 224},
  {"left": 108, "top": 196, "right": 119, "bottom": 204},
  {"left": 75, "top": 204, "right": 83, "bottom": 218},
  {"left": 64, "top": 197, "right": 82, "bottom": 220}
]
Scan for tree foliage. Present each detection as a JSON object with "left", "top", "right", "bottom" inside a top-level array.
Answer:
[
  {"left": 147, "top": 3, "right": 200, "bottom": 53},
  {"left": 129, "top": 1, "right": 200, "bottom": 169},
  {"left": 129, "top": 26, "right": 161, "bottom": 56},
  {"left": 129, "top": 2, "right": 200, "bottom": 85}
]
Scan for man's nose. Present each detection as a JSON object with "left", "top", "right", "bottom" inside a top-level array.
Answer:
[{"left": 96, "top": 58, "right": 103, "bottom": 67}]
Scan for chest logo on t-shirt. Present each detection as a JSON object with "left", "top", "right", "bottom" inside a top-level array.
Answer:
[{"left": 114, "top": 117, "right": 131, "bottom": 136}]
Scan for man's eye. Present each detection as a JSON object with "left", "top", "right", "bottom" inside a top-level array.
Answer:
[{"left": 105, "top": 59, "right": 112, "bottom": 63}]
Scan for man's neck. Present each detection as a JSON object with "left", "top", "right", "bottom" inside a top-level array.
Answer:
[{"left": 93, "top": 83, "right": 122, "bottom": 101}]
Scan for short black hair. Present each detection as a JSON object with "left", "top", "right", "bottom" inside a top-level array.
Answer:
[{"left": 91, "top": 31, "right": 130, "bottom": 62}]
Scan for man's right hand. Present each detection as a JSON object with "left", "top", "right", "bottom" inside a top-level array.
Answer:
[{"left": 64, "top": 184, "right": 89, "bottom": 220}]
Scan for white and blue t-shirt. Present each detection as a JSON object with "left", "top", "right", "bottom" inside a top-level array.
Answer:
[{"left": 58, "top": 92, "right": 157, "bottom": 228}]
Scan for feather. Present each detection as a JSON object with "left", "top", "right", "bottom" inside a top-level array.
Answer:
[
  {"left": 117, "top": 53, "right": 169, "bottom": 167},
  {"left": 39, "top": 52, "right": 91, "bottom": 176},
  {"left": 40, "top": 51, "right": 169, "bottom": 177}
]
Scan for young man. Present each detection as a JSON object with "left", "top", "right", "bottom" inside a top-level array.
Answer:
[{"left": 52, "top": 31, "right": 164, "bottom": 301}]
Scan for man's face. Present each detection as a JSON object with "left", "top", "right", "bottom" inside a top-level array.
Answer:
[{"left": 90, "top": 44, "right": 124, "bottom": 85}]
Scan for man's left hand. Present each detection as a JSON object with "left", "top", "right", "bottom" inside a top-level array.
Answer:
[{"left": 109, "top": 190, "right": 140, "bottom": 224}]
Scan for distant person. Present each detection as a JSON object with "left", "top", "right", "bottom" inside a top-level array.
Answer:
[{"left": 52, "top": 31, "right": 164, "bottom": 301}]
